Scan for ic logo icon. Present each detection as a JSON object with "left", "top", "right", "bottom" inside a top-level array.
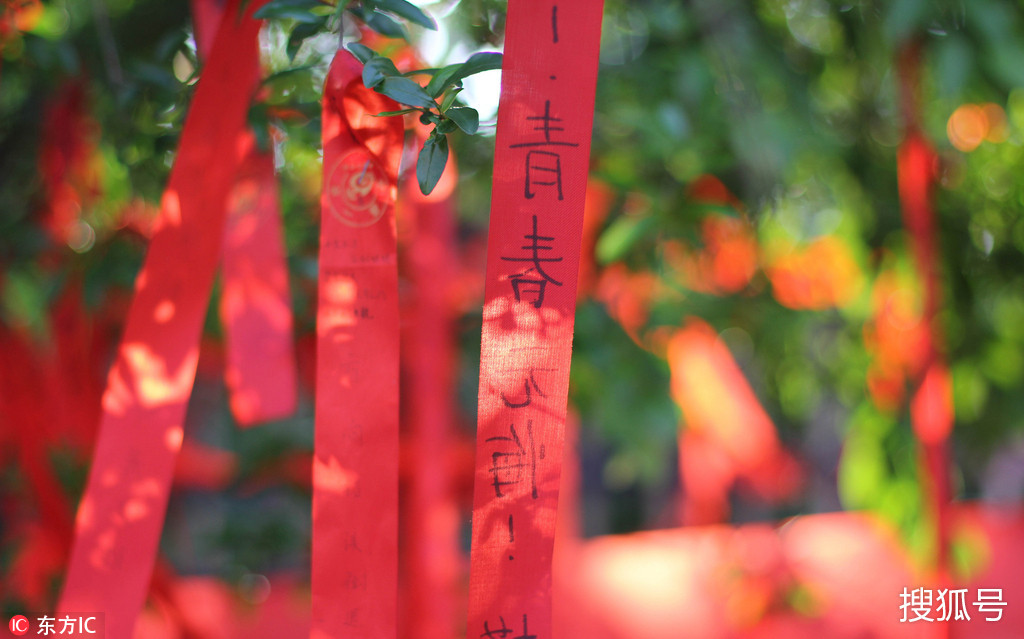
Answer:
[{"left": 9, "top": 615, "right": 29, "bottom": 636}]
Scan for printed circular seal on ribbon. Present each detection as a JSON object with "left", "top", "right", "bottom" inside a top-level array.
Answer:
[{"left": 326, "top": 148, "right": 392, "bottom": 228}]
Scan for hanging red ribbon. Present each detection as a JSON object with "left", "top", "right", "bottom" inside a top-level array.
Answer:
[
  {"left": 192, "top": 0, "right": 298, "bottom": 426},
  {"left": 668, "top": 318, "right": 802, "bottom": 526},
  {"left": 312, "top": 49, "right": 403, "bottom": 639},
  {"left": 399, "top": 131, "right": 462, "bottom": 639},
  {"left": 218, "top": 141, "right": 299, "bottom": 425},
  {"left": 466, "top": 1, "right": 604, "bottom": 637},
  {"left": 896, "top": 43, "right": 953, "bottom": 584},
  {"left": 58, "top": 2, "right": 264, "bottom": 636}
]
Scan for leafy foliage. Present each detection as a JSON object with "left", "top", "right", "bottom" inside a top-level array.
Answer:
[
  {"left": 257, "top": 0, "right": 500, "bottom": 194},
  {"left": 3, "top": 0, "right": 1024, "bottom": 611}
]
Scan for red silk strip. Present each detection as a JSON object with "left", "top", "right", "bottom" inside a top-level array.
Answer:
[
  {"left": 399, "top": 136, "right": 461, "bottom": 639},
  {"left": 190, "top": 0, "right": 222, "bottom": 59},
  {"left": 466, "top": 1, "right": 604, "bottom": 637},
  {"left": 219, "top": 139, "right": 298, "bottom": 425},
  {"left": 192, "top": 0, "right": 298, "bottom": 426},
  {"left": 668, "top": 319, "right": 802, "bottom": 526},
  {"left": 58, "top": 2, "right": 264, "bottom": 636},
  {"left": 896, "top": 45, "right": 953, "bottom": 577},
  {"left": 312, "top": 49, "right": 403, "bottom": 639}
]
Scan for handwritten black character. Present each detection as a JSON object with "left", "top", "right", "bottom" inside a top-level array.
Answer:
[
  {"left": 515, "top": 614, "right": 537, "bottom": 639},
  {"left": 343, "top": 608, "right": 360, "bottom": 627},
  {"left": 510, "top": 100, "right": 579, "bottom": 200},
  {"left": 511, "top": 100, "right": 576, "bottom": 149},
  {"left": 481, "top": 616, "right": 513, "bottom": 638},
  {"left": 524, "top": 150, "right": 563, "bottom": 200},
  {"left": 343, "top": 570, "right": 367, "bottom": 591},
  {"left": 342, "top": 532, "right": 362, "bottom": 552},
  {"left": 501, "top": 215, "right": 563, "bottom": 308},
  {"left": 508, "top": 514, "right": 516, "bottom": 559},
  {"left": 485, "top": 421, "right": 539, "bottom": 499},
  {"left": 481, "top": 613, "right": 536, "bottom": 639},
  {"left": 500, "top": 369, "right": 550, "bottom": 408}
]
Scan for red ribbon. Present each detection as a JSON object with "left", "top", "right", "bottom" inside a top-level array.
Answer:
[
  {"left": 466, "top": 1, "right": 604, "bottom": 637},
  {"left": 218, "top": 140, "right": 299, "bottom": 425},
  {"left": 399, "top": 133, "right": 461, "bottom": 639},
  {"left": 897, "top": 44, "right": 953, "bottom": 578},
  {"left": 312, "top": 49, "right": 403, "bottom": 638},
  {"left": 669, "top": 318, "right": 802, "bottom": 526},
  {"left": 58, "top": 2, "right": 264, "bottom": 635},
  {"left": 192, "top": 0, "right": 298, "bottom": 426}
]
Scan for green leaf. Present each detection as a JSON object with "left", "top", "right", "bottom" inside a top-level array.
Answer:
[
  {"left": 263, "top": 64, "right": 317, "bottom": 86},
  {"left": 417, "top": 134, "right": 449, "bottom": 195},
  {"left": 424, "top": 63, "right": 466, "bottom": 97},
  {"left": 360, "top": 9, "right": 409, "bottom": 40},
  {"left": 254, "top": 0, "right": 324, "bottom": 23},
  {"left": 249, "top": 106, "right": 272, "bottom": 153},
  {"left": 376, "top": 76, "right": 436, "bottom": 108},
  {"left": 436, "top": 118, "right": 457, "bottom": 134},
  {"left": 445, "top": 107, "right": 478, "bottom": 134},
  {"left": 362, "top": 56, "right": 401, "bottom": 88},
  {"left": 404, "top": 67, "right": 440, "bottom": 77},
  {"left": 375, "top": 0, "right": 436, "bottom": 30},
  {"left": 439, "top": 87, "right": 462, "bottom": 111},
  {"left": 423, "top": 52, "right": 502, "bottom": 97},
  {"left": 347, "top": 42, "right": 377, "bottom": 64},
  {"left": 596, "top": 216, "right": 656, "bottom": 264},
  {"left": 455, "top": 51, "right": 502, "bottom": 79},
  {"left": 373, "top": 108, "right": 418, "bottom": 117},
  {"left": 287, "top": 20, "right": 324, "bottom": 61}
]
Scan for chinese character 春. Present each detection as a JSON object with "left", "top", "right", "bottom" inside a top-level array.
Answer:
[{"left": 501, "top": 216, "right": 563, "bottom": 308}]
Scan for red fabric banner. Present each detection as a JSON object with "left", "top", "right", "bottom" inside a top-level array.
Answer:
[
  {"left": 219, "top": 141, "right": 298, "bottom": 425},
  {"left": 668, "top": 318, "right": 802, "bottom": 526},
  {"left": 58, "top": 2, "right": 264, "bottom": 636},
  {"left": 896, "top": 44, "right": 953, "bottom": 578},
  {"left": 399, "top": 136, "right": 461, "bottom": 639},
  {"left": 192, "top": 0, "right": 298, "bottom": 426},
  {"left": 466, "top": 1, "right": 604, "bottom": 637},
  {"left": 312, "top": 49, "right": 403, "bottom": 639}
]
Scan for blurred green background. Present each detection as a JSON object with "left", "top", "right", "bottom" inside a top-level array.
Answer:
[{"left": 2, "top": 0, "right": 1024, "bottom": 614}]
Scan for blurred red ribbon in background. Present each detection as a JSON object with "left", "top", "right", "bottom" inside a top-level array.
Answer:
[
  {"left": 58, "top": 1, "right": 265, "bottom": 636},
  {"left": 896, "top": 43, "right": 954, "bottom": 584},
  {"left": 192, "top": 0, "right": 298, "bottom": 427},
  {"left": 312, "top": 48, "right": 403, "bottom": 639}
]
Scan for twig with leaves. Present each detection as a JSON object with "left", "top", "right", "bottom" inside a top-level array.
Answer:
[{"left": 254, "top": 0, "right": 502, "bottom": 194}]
